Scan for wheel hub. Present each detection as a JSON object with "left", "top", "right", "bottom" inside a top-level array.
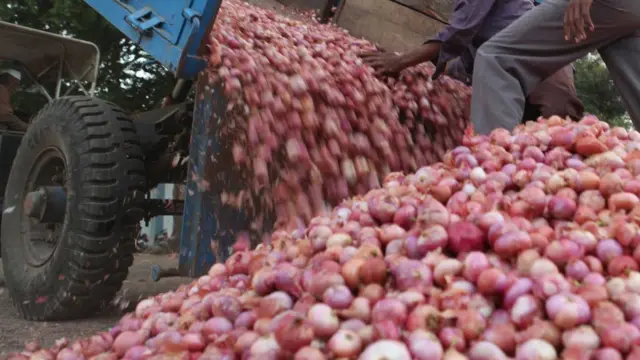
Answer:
[
  {"left": 21, "top": 148, "right": 67, "bottom": 267},
  {"left": 24, "top": 186, "right": 67, "bottom": 224}
]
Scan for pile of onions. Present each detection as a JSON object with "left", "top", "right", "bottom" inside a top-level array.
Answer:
[
  {"left": 13, "top": 2, "right": 640, "bottom": 360},
  {"left": 209, "top": 0, "right": 471, "bottom": 230},
  {"left": 13, "top": 117, "right": 640, "bottom": 360}
]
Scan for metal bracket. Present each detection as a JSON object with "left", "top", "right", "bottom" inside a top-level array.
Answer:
[{"left": 125, "top": 7, "right": 165, "bottom": 35}]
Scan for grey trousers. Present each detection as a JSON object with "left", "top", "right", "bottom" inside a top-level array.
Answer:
[{"left": 470, "top": 0, "right": 640, "bottom": 134}]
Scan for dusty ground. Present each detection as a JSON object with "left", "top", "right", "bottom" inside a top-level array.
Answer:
[{"left": 0, "top": 254, "right": 191, "bottom": 355}]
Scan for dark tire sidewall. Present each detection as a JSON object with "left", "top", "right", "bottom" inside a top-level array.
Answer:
[
  {"left": 1, "top": 97, "right": 146, "bottom": 320},
  {"left": 2, "top": 104, "right": 80, "bottom": 315}
]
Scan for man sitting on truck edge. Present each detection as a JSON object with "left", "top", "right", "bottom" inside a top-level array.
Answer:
[
  {"left": 469, "top": 0, "right": 640, "bottom": 134},
  {"left": 0, "top": 68, "right": 29, "bottom": 132},
  {"left": 358, "top": 0, "right": 584, "bottom": 123}
]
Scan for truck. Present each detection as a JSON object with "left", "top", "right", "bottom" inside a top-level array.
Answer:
[{"left": 0, "top": 0, "right": 451, "bottom": 320}]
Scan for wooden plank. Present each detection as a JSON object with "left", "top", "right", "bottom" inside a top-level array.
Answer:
[
  {"left": 393, "top": 0, "right": 453, "bottom": 20},
  {"left": 275, "top": 0, "right": 330, "bottom": 10},
  {"left": 335, "top": 0, "right": 446, "bottom": 53},
  {"left": 388, "top": 0, "right": 451, "bottom": 23}
]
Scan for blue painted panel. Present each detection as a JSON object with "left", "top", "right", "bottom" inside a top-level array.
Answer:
[
  {"left": 84, "top": 0, "right": 222, "bottom": 79},
  {"left": 178, "top": 76, "right": 258, "bottom": 277}
]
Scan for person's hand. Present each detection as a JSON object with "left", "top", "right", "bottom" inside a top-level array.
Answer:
[
  {"left": 564, "top": 0, "right": 594, "bottom": 43},
  {"left": 359, "top": 51, "right": 409, "bottom": 76}
]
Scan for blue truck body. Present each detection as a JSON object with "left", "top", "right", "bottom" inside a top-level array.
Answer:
[
  {"left": 86, "top": 0, "right": 222, "bottom": 79},
  {"left": 86, "top": 0, "right": 238, "bottom": 277}
]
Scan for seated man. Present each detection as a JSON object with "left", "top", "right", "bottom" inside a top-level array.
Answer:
[
  {"left": 360, "top": 0, "right": 584, "bottom": 123},
  {"left": 0, "top": 68, "right": 29, "bottom": 132}
]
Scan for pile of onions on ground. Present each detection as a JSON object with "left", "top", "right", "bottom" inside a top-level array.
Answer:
[
  {"left": 209, "top": 0, "right": 471, "bottom": 230},
  {"left": 14, "top": 115, "right": 640, "bottom": 359}
]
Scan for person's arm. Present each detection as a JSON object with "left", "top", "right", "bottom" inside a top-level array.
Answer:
[
  {"left": 428, "top": 0, "right": 496, "bottom": 75},
  {"left": 395, "top": 42, "right": 442, "bottom": 70}
]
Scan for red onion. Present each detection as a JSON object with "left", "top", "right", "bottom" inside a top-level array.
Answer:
[
  {"left": 515, "top": 339, "right": 557, "bottom": 360},
  {"left": 371, "top": 299, "right": 407, "bottom": 326},
  {"left": 517, "top": 318, "right": 561, "bottom": 348},
  {"left": 112, "top": 331, "right": 146, "bottom": 356},
  {"left": 258, "top": 291, "right": 293, "bottom": 317},
  {"left": 482, "top": 323, "right": 516, "bottom": 354},
  {"left": 562, "top": 325, "right": 600, "bottom": 350},
  {"left": 407, "top": 330, "right": 443, "bottom": 360},
  {"left": 591, "top": 348, "right": 623, "bottom": 360},
  {"left": 476, "top": 268, "right": 509, "bottom": 295},
  {"left": 468, "top": 341, "right": 508, "bottom": 360},
  {"left": 545, "top": 293, "right": 591, "bottom": 329},
  {"left": 596, "top": 239, "right": 624, "bottom": 264},
  {"left": 307, "top": 303, "right": 339, "bottom": 338},
  {"left": 532, "top": 273, "right": 571, "bottom": 300},
  {"left": 504, "top": 278, "right": 533, "bottom": 308},
  {"left": 274, "top": 313, "right": 314, "bottom": 352},
  {"left": 510, "top": 295, "right": 541, "bottom": 328},
  {"left": 462, "top": 252, "right": 491, "bottom": 281},
  {"left": 359, "top": 258, "right": 387, "bottom": 285},
  {"left": 438, "top": 327, "right": 466, "bottom": 351},
  {"left": 294, "top": 346, "right": 326, "bottom": 359},
  {"left": 327, "top": 329, "right": 362, "bottom": 357},
  {"left": 415, "top": 225, "right": 449, "bottom": 254},
  {"left": 600, "top": 322, "right": 640, "bottom": 353},
  {"left": 323, "top": 285, "right": 354, "bottom": 309},
  {"left": 447, "top": 222, "right": 485, "bottom": 254},
  {"left": 359, "top": 340, "right": 411, "bottom": 360},
  {"left": 457, "top": 309, "right": 487, "bottom": 341},
  {"left": 391, "top": 259, "right": 432, "bottom": 291}
]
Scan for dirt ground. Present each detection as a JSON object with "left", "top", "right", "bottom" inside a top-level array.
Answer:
[{"left": 0, "top": 254, "right": 191, "bottom": 355}]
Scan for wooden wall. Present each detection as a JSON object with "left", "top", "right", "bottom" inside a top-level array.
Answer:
[{"left": 334, "top": 0, "right": 451, "bottom": 53}]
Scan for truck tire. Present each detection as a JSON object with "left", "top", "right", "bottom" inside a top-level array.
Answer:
[{"left": 1, "top": 97, "right": 146, "bottom": 320}]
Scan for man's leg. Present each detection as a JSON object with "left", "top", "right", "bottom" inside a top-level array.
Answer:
[
  {"left": 599, "top": 31, "right": 640, "bottom": 128},
  {"left": 528, "top": 64, "right": 584, "bottom": 120},
  {"left": 470, "top": 0, "right": 640, "bottom": 134}
]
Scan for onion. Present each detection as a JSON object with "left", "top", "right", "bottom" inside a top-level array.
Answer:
[
  {"left": 468, "top": 341, "right": 508, "bottom": 360},
  {"left": 407, "top": 330, "right": 443, "bottom": 360},
  {"left": 448, "top": 222, "right": 485, "bottom": 254},
  {"left": 562, "top": 325, "right": 600, "bottom": 350},
  {"left": 510, "top": 295, "right": 540, "bottom": 328},
  {"left": 476, "top": 268, "right": 509, "bottom": 295},
  {"left": 391, "top": 259, "right": 432, "bottom": 291},
  {"left": 462, "top": 252, "right": 491, "bottom": 282},
  {"left": 294, "top": 346, "right": 327, "bottom": 360},
  {"left": 308, "top": 303, "right": 340, "bottom": 338},
  {"left": 438, "top": 327, "right": 466, "bottom": 351},
  {"left": 274, "top": 313, "right": 314, "bottom": 352},
  {"left": 545, "top": 293, "right": 591, "bottom": 329},
  {"left": 600, "top": 322, "right": 640, "bottom": 353},
  {"left": 457, "top": 309, "right": 487, "bottom": 341},
  {"left": 481, "top": 324, "right": 516, "bottom": 354},
  {"left": 323, "top": 284, "right": 353, "bottom": 310},
  {"left": 359, "top": 258, "right": 387, "bottom": 285},
  {"left": 359, "top": 340, "right": 411, "bottom": 360},
  {"left": 112, "top": 331, "right": 146, "bottom": 356},
  {"left": 515, "top": 339, "right": 557, "bottom": 360},
  {"left": 371, "top": 299, "right": 408, "bottom": 326},
  {"left": 328, "top": 329, "right": 362, "bottom": 357}
]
